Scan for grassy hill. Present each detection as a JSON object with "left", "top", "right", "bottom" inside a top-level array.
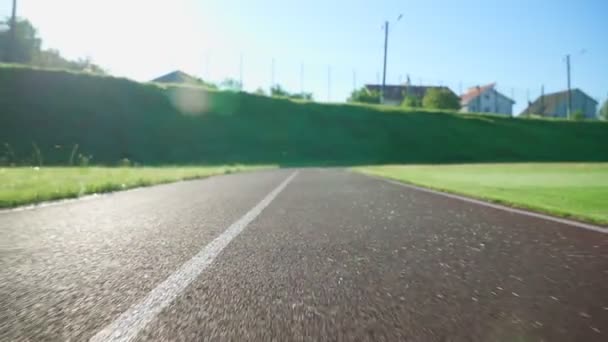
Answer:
[{"left": 1, "top": 65, "right": 607, "bottom": 166}]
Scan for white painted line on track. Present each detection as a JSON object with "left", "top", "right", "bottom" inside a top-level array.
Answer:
[
  {"left": 360, "top": 173, "right": 607, "bottom": 234},
  {"left": 90, "top": 171, "right": 298, "bottom": 342}
]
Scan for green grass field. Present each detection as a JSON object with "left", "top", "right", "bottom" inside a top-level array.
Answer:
[
  {"left": 2, "top": 65, "right": 607, "bottom": 167},
  {"left": 354, "top": 163, "right": 608, "bottom": 225},
  {"left": 0, "top": 166, "right": 268, "bottom": 208}
]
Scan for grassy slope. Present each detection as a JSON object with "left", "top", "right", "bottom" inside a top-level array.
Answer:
[
  {"left": 355, "top": 163, "right": 608, "bottom": 225},
  {"left": 0, "top": 165, "right": 268, "bottom": 208},
  {"left": 1, "top": 65, "right": 607, "bottom": 166}
]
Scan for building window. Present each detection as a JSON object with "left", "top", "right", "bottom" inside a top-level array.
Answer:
[
  {"left": 484, "top": 94, "right": 490, "bottom": 100},
  {"left": 484, "top": 107, "right": 490, "bottom": 112}
]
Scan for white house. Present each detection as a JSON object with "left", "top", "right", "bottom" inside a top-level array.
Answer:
[
  {"left": 460, "top": 83, "right": 515, "bottom": 116},
  {"left": 520, "top": 89, "right": 598, "bottom": 119}
]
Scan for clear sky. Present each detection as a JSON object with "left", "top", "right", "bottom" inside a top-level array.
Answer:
[{"left": 1, "top": 0, "right": 607, "bottom": 113}]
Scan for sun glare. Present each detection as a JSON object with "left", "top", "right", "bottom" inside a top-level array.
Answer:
[{"left": 20, "top": 0, "right": 224, "bottom": 80}]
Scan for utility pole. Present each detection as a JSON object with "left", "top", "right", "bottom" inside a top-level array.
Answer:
[
  {"left": 381, "top": 21, "right": 389, "bottom": 104},
  {"left": 540, "top": 84, "right": 545, "bottom": 112},
  {"left": 526, "top": 89, "right": 530, "bottom": 115},
  {"left": 271, "top": 58, "right": 275, "bottom": 89},
  {"left": 352, "top": 69, "right": 357, "bottom": 91},
  {"left": 300, "top": 63, "right": 304, "bottom": 94},
  {"left": 380, "top": 14, "right": 403, "bottom": 103},
  {"left": 566, "top": 54, "right": 572, "bottom": 119},
  {"left": 239, "top": 53, "right": 243, "bottom": 89},
  {"left": 476, "top": 85, "right": 481, "bottom": 112},
  {"left": 7, "top": 0, "right": 17, "bottom": 62},
  {"left": 327, "top": 65, "right": 331, "bottom": 102},
  {"left": 205, "top": 54, "right": 210, "bottom": 81}
]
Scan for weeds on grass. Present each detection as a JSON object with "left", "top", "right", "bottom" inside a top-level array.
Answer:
[
  {"left": 68, "top": 144, "right": 79, "bottom": 165},
  {"left": 31, "top": 142, "right": 43, "bottom": 167}
]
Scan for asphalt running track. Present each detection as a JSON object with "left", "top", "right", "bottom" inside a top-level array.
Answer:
[{"left": 1, "top": 169, "right": 606, "bottom": 341}]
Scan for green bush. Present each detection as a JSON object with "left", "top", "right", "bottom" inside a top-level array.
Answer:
[
  {"left": 348, "top": 87, "right": 380, "bottom": 104},
  {"left": 1, "top": 18, "right": 104, "bottom": 73},
  {"left": 402, "top": 96, "right": 422, "bottom": 108},
  {"left": 572, "top": 109, "right": 585, "bottom": 121},
  {"left": 78, "top": 154, "right": 92, "bottom": 167},
  {"left": 422, "top": 88, "right": 461, "bottom": 110},
  {"left": 600, "top": 99, "right": 608, "bottom": 120},
  {"left": 1, "top": 66, "right": 607, "bottom": 166}
]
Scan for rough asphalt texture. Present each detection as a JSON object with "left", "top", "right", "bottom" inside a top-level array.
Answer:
[{"left": 1, "top": 169, "right": 606, "bottom": 341}]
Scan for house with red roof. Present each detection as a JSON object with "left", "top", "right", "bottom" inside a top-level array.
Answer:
[{"left": 460, "top": 83, "right": 515, "bottom": 116}]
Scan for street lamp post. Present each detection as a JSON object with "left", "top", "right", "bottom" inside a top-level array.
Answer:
[
  {"left": 380, "top": 14, "right": 402, "bottom": 104},
  {"left": 566, "top": 54, "right": 572, "bottom": 119},
  {"left": 6, "top": 0, "right": 17, "bottom": 62}
]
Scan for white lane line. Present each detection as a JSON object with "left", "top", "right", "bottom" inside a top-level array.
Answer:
[
  {"left": 360, "top": 173, "right": 607, "bottom": 234},
  {"left": 90, "top": 171, "right": 298, "bottom": 342}
]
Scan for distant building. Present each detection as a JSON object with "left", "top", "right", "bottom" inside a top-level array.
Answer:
[
  {"left": 151, "top": 70, "right": 204, "bottom": 85},
  {"left": 364, "top": 84, "right": 457, "bottom": 106},
  {"left": 460, "top": 83, "right": 515, "bottom": 116},
  {"left": 521, "top": 89, "right": 598, "bottom": 119}
]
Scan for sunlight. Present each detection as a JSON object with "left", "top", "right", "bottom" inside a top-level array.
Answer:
[
  {"left": 168, "top": 86, "right": 210, "bottom": 114},
  {"left": 20, "top": 0, "right": 226, "bottom": 80}
]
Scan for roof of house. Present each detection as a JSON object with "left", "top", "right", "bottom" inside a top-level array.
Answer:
[
  {"left": 364, "top": 84, "right": 455, "bottom": 103},
  {"left": 460, "top": 83, "right": 515, "bottom": 105},
  {"left": 520, "top": 88, "right": 598, "bottom": 116},
  {"left": 460, "top": 83, "right": 494, "bottom": 104},
  {"left": 151, "top": 70, "right": 202, "bottom": 85}
]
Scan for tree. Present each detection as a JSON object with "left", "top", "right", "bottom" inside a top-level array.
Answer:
[
  {"left": 422, "top": 88, "right": 461, "bottom": 110},
  {"left": 268, "top": 85, "right": 313, "bottom": 100},
  {"left": 0, "top": 17, "right": 106, "bottom": 73},
  {"left": 347, "top": 87, "right": 380, "bottom": 104},
  {"left": 220, "top": 78, "right": 242, "bottom": 91},
  {"left": 72, "top": 56, "right": 106, "bottom": 74},
  {"left": 402, "top": 95, "right": 421, "bottom": 108},
  {"left": 33, "top": 50, "right": 106, "bottom": 74},
  {"left": 290, "top": 92, "right": 313, "bottom": 101},
  {"left": 196, "top": 77, "right": 218, "bottom": 90},
  {"left": 270, "top": 85, "right": 290, "bottom": 97},
  {"left": 600, "top": 99, "right": 608, "bottom": 120},
  {"left": 572, "top": 109, "right": 585, "bottom": 120},
  {"left": 254, "top": 87, "right": 266, "bottom": 96},
  {"left": 0, "top": 18, "right": 41, "bottom": 63}
]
